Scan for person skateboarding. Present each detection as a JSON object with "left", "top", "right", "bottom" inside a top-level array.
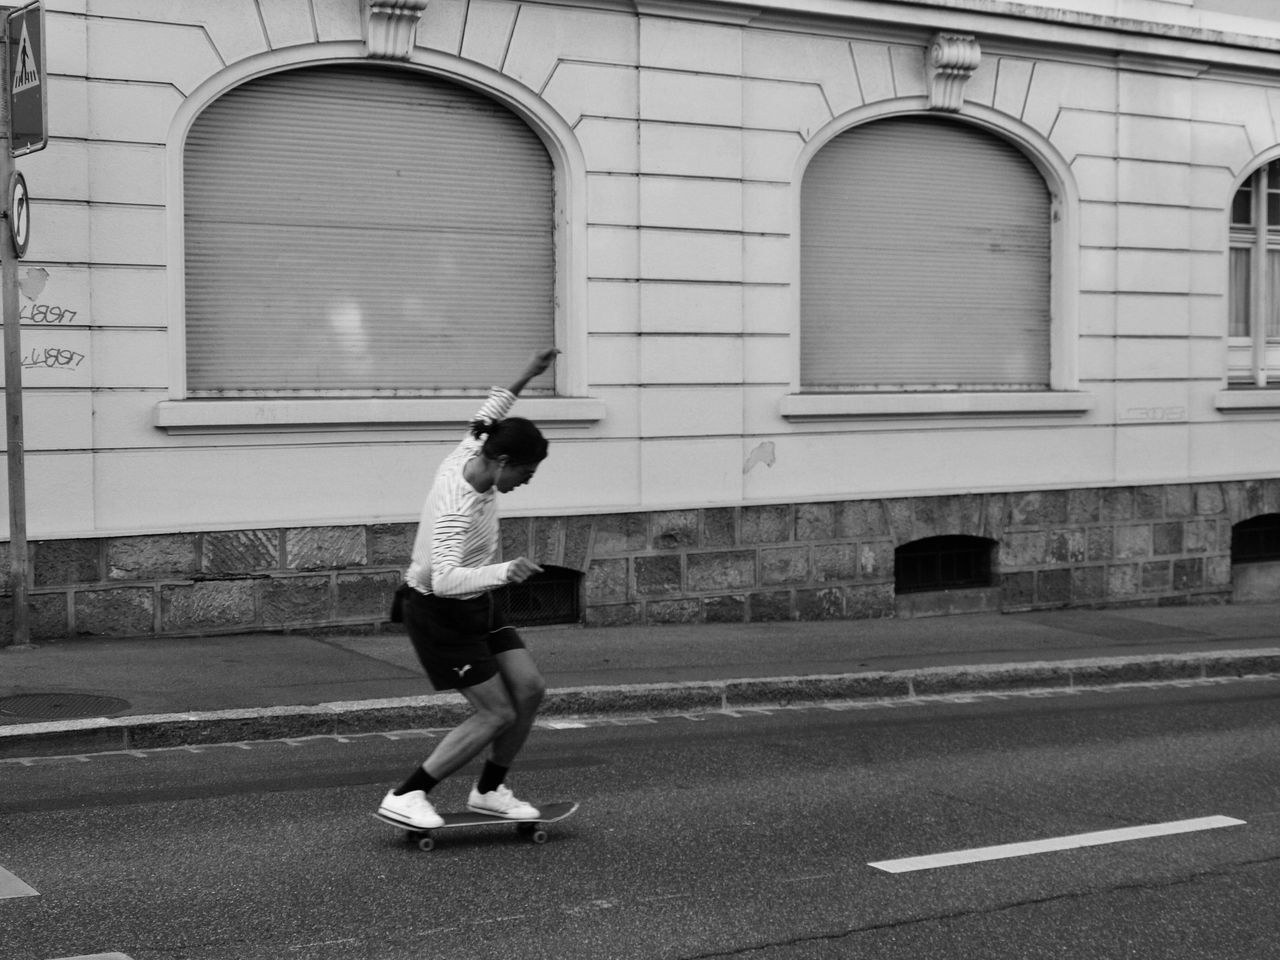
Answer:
[{"left": 378, "top": 347, "right": 559, "bottom": 831}]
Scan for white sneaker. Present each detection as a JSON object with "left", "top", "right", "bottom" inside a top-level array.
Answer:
[
  {"left": 467, "top": 784, "right": 540, "bottom": 820},
  {"left": 377, "top": 789, "right": 444, "bottom": 829}
]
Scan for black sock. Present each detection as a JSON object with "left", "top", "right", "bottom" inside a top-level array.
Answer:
[
  {"left": 476, "top": 761, "right": 508, "bottom": 794},
  {"left": 394, "top": 766, "right": 439, "bottom": 797}
]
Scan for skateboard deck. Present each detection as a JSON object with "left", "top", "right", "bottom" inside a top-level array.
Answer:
[{"left": 375, "top": 800, "right": 578, "bottom": 851}]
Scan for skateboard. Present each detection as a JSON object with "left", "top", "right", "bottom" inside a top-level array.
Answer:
[{"left": 375, "top": 801, "right": 578, "bottom": 852}]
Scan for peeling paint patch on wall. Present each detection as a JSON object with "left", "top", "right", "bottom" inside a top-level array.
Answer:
[
  {"left": 18, "top": 266, "right": 48, "bottom": 301},
  {"left": 744, "top": 441, "right": 776, "bottom": 475}
]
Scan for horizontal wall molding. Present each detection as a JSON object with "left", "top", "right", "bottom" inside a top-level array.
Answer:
[
  {"left": 154, "top": 397, "right": 607, "bottom": 434},
  {"left": 781, "top": 391, "right": 1097, "bottom": 421},
  {"left": 1215, "top": 390, "right": 1280, "bottom": 412}
]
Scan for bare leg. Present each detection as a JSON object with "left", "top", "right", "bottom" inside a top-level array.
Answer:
[
  {"left": 487, "top": 647, "right": 547, "bottom": 768},
  {"left": 420, "top": 673, "right": 516, "bottom": 781}
]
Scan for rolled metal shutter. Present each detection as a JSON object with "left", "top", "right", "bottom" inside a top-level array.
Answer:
[
  {"left": 801, "top": 117, "right": 1050, "bottom": 391},
  {"left": 184, "top": 64, "right": 555, "bottom": 396}
]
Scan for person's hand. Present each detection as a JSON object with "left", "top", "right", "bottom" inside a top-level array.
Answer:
[
  {"left": 505, "top": 557, "right": 543, "bottom": 584},
  {"left": 524, "top": 348, "right": 559, "bottom": 378},
  {"left": 509, "top": 348, "right": 559, "bottom": 396}
]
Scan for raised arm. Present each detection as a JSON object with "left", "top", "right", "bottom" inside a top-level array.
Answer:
[{"left": 507, "top": 348, "right": 559, "bottom": 397}]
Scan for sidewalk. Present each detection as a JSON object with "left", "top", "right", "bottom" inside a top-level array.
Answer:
[{"left": 2, "top": 601, "right": 1280, "bottom": 758}]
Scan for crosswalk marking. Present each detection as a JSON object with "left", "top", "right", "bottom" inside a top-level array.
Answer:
[
  {"left": 869, "top": 815, "right": 1247, "bottom": 873},
  {"left": 0, "top": 864, "right": 37, "bottom": 898}
]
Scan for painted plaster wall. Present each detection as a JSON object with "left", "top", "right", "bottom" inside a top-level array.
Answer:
[{"left": 0, "top": 0, "right": 1278, "bottom": 545}]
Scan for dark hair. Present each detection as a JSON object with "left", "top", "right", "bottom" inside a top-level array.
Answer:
[{"left": 470, "top": 416, "right": 548, "bottom": 465}]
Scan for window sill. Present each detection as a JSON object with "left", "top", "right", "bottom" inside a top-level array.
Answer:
[
  {"left": 1215, "top": 389, "right": 1280, "bottom": 412},
  {"left": 154, "top": 397, "right": 606, "bottom": 434},
  {"left": 780, "top": 391, "right": 1096, "bottom": 421}
]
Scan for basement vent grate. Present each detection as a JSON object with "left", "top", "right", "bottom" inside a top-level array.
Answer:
[
  {"left": 493, "top": 565, "right": 581, "bottom": 627},
  {"left": 895, "top": 535, "right": 996, "bottom": 595}
]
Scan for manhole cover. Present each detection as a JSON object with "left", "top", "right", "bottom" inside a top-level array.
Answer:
[{"left": 0, "top": 693, "right": 132, "bottom": 720}]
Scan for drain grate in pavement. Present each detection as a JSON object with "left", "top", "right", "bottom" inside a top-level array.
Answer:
[{"left": 0, "top": 693, "right": 132, "bottom": 720}]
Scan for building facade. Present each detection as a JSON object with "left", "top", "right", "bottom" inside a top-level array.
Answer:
[{"left": 4, "top": 0, "right": 1280, "bottom": 642}]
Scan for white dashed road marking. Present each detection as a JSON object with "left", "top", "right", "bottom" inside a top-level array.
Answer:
[
  {"left": 868, "top": 815, "right": 1247, "bottom": 873},
  {"left": 0, "top": 864, "right": 37, "bottom": 899}
]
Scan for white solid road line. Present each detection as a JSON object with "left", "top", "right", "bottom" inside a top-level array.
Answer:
[
  {"left": 47, "top": 954, "right": 134, "bottom": 960},
  {"left": 868, "top": 815, "right": 1247, "bottom": 874},
  {"left": 0, "top": 864, "right": 37, "bottom": 899}
]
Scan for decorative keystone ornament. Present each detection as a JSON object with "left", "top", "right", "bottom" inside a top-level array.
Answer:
[
  {"left": 927, "top": 33, "right": 981, "bottom": 112},
  {"left": 365, "top": 0, "right": 430, "bottom": 60}
]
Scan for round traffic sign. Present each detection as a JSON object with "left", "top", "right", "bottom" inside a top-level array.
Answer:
[{"left": 9, "top": 171, "right": 30, "bottom": 257}]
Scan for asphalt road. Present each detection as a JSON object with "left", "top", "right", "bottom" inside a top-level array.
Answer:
[{"left": 2, "top": 678, "right": 1279, "bottom": 960}]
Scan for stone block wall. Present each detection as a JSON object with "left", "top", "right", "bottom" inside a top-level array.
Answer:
[
  {"left": 2, "top": 478, "right": 1277, "bottom": 643},
  {"left": 561, "top": 480, "right": 1267, "bottom": 628},
  {"left": 0, "top": 524, "right": 414, "bottom": 643}
]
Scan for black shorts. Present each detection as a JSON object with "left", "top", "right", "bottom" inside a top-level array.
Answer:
[{"left": 393, "top": 584, "right": 525, "bottom": 691}]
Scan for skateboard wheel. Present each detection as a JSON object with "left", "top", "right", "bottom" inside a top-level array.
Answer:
[
  {"left": 530, "top": 829, "right": 548, "bottom": 845},
  {"left": 416, "top": 835, "right": 436, "bottom": 852}
]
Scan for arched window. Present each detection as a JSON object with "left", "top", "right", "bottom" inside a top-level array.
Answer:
[
  {"left": 1228, "top": 161, "right": 1280, "bottom": 388},
  {"left": 800, "top": 117, "right": 1051, "bottom": 392},
  {"left": 183, "top": 64, "right": 555, "bottom": 397}
]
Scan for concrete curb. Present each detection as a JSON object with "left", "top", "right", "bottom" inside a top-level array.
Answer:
[{"left": 4, "top": 648, "right": 1280, "bottom": 759}]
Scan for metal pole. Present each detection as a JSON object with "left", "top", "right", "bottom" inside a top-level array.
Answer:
[{"left": 1, "top": 14, "right": 30, "bottom": 648}]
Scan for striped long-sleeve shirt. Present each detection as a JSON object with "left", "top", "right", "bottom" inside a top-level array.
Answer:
[{"left": 404, "top": 388, "right": 516, "bottom": 598}]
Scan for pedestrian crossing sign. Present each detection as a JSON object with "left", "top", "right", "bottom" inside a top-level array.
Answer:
[
  {"left": 6, "top": 1, "right": 45, "bottom": 157},
  {"left": 12, "top": 20, "right": 38, "bottom": 93}
]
